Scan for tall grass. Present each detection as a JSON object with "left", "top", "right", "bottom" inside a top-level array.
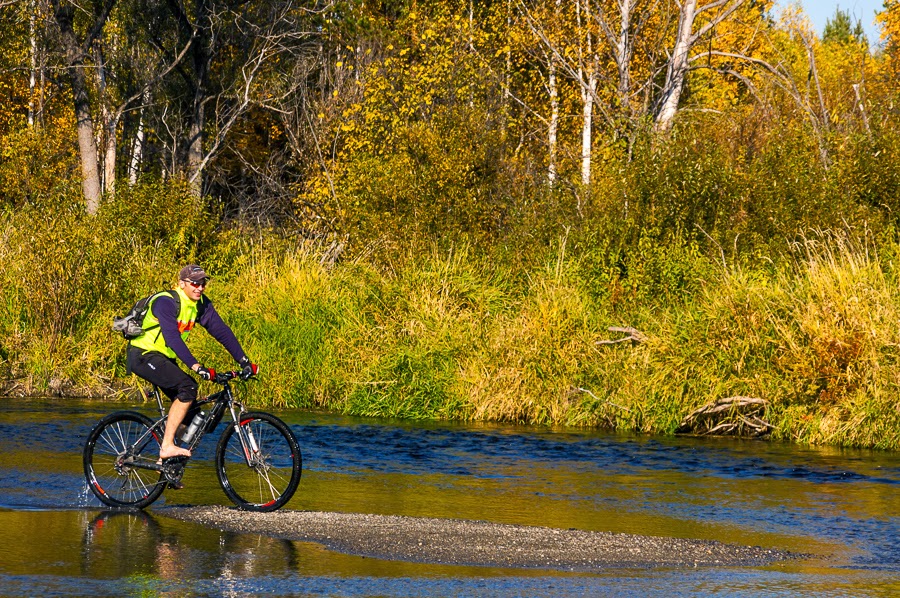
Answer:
[
  {"left": 3, "top": 194, "right": 900, "bottom": 449},
  {"left": 186, "top": 230, "right": 900, "bottom": 449},
  {"left": 582, "top": 232, "right": 900, "bottom": 448}
]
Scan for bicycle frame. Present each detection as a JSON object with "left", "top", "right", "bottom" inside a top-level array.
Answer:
[{"left": 128, "top": 373, "right": 263, "bottom": 480}]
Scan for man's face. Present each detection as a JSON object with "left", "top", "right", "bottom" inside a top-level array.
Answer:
[{"left": 179, "top": 278, "right": 207, "bottom": 301}]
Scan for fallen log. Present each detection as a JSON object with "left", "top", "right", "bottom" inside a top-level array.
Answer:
[{"left": 676, "top": 396, "right": 772, "bottom": 437}]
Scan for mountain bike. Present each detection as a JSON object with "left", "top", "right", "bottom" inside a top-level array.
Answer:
[{"left": 83, "top": 370, "right": 302, "bottom": 512}]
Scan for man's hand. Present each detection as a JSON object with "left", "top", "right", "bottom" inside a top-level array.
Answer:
[
  {"left": 240, "top": 362, "right": 259, "bottom": 380},
  {"left": 196, "top": 365, "right": 215, "bottom": 381}
]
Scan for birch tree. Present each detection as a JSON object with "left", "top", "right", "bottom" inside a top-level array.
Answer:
[
  {"left": 576, "top": 0, "right": 599, "bottom": 186},
  {"left": 50, "top": 0, "right": 115, "bottom": 215},
  {"left": 654, "top": 0, "right": 747, "bottom": 132},
  {"left": 27, "top": 0, "right": 47, "bottom": 128},
  {"left": 520, "top": 0, "right": 605, "bottom": 186},
  {"left": 513, "top": 0, "right": 564, "bottom": 184}
]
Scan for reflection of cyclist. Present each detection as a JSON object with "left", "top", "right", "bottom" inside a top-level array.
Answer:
[{"left": 127, "top": 265, "right": 257, "bottom": 460}]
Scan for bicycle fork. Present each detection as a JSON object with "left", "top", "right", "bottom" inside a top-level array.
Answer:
[{"left": 230, "top": 405, "right": 262, "bottom": 467}]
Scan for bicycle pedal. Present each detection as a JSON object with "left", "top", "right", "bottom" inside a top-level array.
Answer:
[{"left": 167, "top": 480, "right": 185, "bottom": 490}]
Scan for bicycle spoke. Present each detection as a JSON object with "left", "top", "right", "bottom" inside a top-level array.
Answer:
[
  {"left": 84, "top": 412, "right": 166, "bottom": 509},
  {"left": 216, "top": 414, "right": 301, "bottom": 511}
]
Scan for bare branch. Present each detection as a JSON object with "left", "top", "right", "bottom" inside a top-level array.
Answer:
[
  {"left": 111, "top": 32, "right": 196, "bottom": 124},
  {"left": 574, "top": 387, "right": 633, "bottom": 413},
  {"left": 677, "top": 396, "right": 771, "bottom": 437},
  {"left": 597, "top": 326, "right": 647, "bottom": 346}
]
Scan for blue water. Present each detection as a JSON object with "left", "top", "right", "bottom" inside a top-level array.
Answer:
[{"left": 1, "top": 398, "right": 900, "bottom": 596}]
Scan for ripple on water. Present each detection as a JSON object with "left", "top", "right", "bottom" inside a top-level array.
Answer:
[{"left": 2, "top": 399, "right": 900, "bottom": 595}]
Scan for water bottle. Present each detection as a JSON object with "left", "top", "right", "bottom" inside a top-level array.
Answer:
[{"left": 180, "top": 410, "right": 207, "bottom": 444}]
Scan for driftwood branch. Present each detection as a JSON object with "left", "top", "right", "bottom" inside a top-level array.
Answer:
[
  {"left": 676, "top": 396, "right": 772, "bottom": 437},
  {"left": 597, "top": 326, "right": 646, "bottom": 346}
]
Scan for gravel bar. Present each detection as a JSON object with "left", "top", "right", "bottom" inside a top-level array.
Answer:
[{"left": 160, "top": 506, "right": 794, "bottom": 571}]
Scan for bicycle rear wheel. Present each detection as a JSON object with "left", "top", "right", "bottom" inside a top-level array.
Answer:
[
  {"left": 83, "top": 411, "right": 166, "bottom": 509},
  {"left": 215, "top": 412, "right": 302, "bottom": 512}
]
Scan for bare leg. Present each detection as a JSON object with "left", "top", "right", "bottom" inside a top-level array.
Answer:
[{"left": 160, "top": 400, "right": 193, "bottom": 459}]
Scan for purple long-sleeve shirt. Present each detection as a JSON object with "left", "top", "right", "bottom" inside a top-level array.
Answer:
[{"left": 151, "top": 294, "right": 247, "bottom": 368}]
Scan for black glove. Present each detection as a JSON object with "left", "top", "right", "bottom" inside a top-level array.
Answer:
[
  {"left": 240, "top": 362, "right": 259, "bottom": 380},
  {"left": 196, "top": 365, "right": 215, "bottom": 381}
]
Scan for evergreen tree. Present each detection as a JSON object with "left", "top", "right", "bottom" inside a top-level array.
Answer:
[{"left": 822, "top": 7, "right": 866, "bottom": 45}]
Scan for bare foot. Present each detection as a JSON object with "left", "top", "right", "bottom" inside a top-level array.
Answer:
[{"left": 159, "top": 444, "right": 192, "bottom": 459}]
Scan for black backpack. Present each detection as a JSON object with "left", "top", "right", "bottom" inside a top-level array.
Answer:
[{"left": 112, "top": 290, "right": 180, "bottom": 340}]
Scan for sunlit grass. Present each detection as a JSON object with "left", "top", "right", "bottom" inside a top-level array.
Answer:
[{"left": 4, "top": 203, "right": 900, "bottom": 448}]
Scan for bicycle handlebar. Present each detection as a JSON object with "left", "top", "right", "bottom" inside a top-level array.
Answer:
[{"left": 212, "top": 370, "right": 257, "bottom": 384}]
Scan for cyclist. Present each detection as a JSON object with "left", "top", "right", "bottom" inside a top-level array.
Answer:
[{"left": 128, "top": 264, "right": 257, "bottom": 460}]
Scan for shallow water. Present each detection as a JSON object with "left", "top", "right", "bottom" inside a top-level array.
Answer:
[{"left": 1, "top": 397, "right": 900, "bottom": 596}]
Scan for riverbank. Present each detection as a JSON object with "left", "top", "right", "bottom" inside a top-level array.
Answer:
[
  {"left": 5, "top": 230, "right": 900, "bottom": 449},
  {"left": 160, "top": 506, "right": 795, "bottom": 570}
]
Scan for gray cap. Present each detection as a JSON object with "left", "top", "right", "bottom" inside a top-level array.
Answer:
[{"left": 179, "top": 264, "right": 209, "bottom": 283}]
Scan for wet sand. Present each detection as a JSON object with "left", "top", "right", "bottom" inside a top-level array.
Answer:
[{"left": 160, "top": 506, "right": 794, "bottom": 571}]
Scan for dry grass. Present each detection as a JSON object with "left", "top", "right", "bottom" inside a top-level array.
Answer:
[{"left": 4, "top": 213, "right": 900, "bottom": 448}]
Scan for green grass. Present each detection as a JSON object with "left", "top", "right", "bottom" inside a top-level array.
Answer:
[
  {"left": 183, "top": 232, "right": 900, "bottom": 449},
  {"left": 3, "top": 198, "right": 900, "bottom": 449}
]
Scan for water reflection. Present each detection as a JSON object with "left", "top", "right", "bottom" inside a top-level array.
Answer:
[
  {"left": 79, "top": 509, "right": 304, "bottom": 584},
  {"left": 81, "top": 510, "right": 163, "bottom": 577},
  {"left": 2, "top": 398, "right": 900, "bottom": 596}
]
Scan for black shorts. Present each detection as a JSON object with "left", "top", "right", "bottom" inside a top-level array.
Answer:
[{"left": 127, "top": 346, "right": 198, "bottom": 403}]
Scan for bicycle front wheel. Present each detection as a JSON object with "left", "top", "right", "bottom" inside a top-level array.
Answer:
[
  {"left": 215, "top": 412, "right": 302, "bottom": 512},
  {"left": 83, "top": 411, "right": 166, "bottom": 509}
]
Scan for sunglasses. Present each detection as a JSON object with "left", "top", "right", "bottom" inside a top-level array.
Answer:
[{"left": 183, "top": 279, "right": 208, "bottom": 288}]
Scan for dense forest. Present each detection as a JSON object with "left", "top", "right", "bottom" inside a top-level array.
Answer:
[{"left": 2, "top": 0, "right": 900, "bottom": 448}]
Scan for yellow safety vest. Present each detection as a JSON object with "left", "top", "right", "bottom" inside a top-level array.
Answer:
[{"left": 129, "top": 287, "right": 200, "bottom": 358}]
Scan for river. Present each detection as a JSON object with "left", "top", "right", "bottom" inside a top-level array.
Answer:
[{"left": 1, "top": 397, "right": 899, "bottom": 596}]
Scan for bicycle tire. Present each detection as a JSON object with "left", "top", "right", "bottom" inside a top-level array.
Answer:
[
  {"left": 83, "top": 411, "right": 166, "bottom": 509},
  {"left": 215, "top": 412, "right": 302, "bottom": 512}
]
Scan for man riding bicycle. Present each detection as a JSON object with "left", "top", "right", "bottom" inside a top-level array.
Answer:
[{"left": 128, "top": 264, "right": 257, "bottom": 460}]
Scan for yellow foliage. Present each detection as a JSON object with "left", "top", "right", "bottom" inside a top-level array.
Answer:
[
  {"left": 877, "top": 0, "right": 900, "bottom": 80},
  {"left": 686, "top": 1, "right": 775, "bottom": 111}
]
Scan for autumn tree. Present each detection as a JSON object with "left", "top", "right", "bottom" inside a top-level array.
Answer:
[
  {"left": 296, "top": 1, "right": 517, "bottom": 244},
  {"left": 50, "top": 0, "right": 115, "bottom": 214},
  {"left": 878, "top": 0, "right": 900, "bottom": 83}
]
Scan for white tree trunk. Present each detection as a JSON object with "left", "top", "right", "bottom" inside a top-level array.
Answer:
[
  {"left": 581, "top": 71, "right": 596, "bottom": 186},
  {"left": 129, "top": 90, "right": 149, "bottom": 185},
  {"left": 28, "top": 0, "right": 37, "bottom": 127},
  {"left": 577, "top": 0, "right": 596, "bottom": 187},
  {"left": 655, "top": 0, "right": 747, "bottom": 132},
  {"left": 548, "top": 57, "right": 559, "bottom": 185},
  {"left": 655, "top": 0, "right": 696, "bottom": 132},
  {"left": 54, "top": 1, "right": 102, "bottom": 214},
  {"left": 616, "top": 0, "right": 632, "bottom": 113},
  {"left": 188, "top": 105, "right": 204, "bottom": 198},
  {"left": 95, "top": 46, "right": 116, "bottom": 196},
  {"left": 547, "top": 0, "right": 561, "bottom": 185},
  {"left": 75, "top": 86, "right": 102, "bottom": 215},
  {"left": 104, "top": 115, "right": 117, "bottom": 196}
]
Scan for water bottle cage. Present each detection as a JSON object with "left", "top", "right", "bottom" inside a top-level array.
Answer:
[{"left": 180, "top": 411, "right": 207, "bottom": 444}]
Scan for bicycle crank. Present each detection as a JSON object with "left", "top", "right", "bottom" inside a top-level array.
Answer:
[{"left": 161, "top": 456, "right": 188, "bottom": 489}]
